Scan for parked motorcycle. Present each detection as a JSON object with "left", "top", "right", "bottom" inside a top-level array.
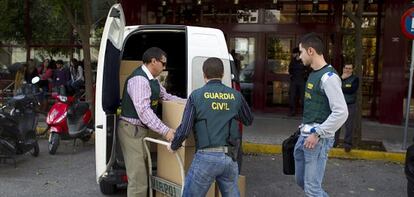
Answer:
[
  {"left": 46, "top": 85, "right": 93, "bottom": 155},
  {"left": 0, "top": 79, "right": 41, "bottom": 166}
]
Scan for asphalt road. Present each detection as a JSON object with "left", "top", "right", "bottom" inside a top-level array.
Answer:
[{"left": 0, "top": 139, "right": 406, "bottom": 197}]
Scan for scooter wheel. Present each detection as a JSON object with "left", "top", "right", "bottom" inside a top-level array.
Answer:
[
  {"left": 31, "top": 141, "right": 39, "bottom": 157},
  {"left": 48, "top": 133, "right": 60, "bottom": 155},
  {"left": 81, "top": 135, "right": 91, "bottom": 142}
]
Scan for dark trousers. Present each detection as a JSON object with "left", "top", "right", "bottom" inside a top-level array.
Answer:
[
  {"left": 289, "top": 80, "right": 305, "bottom": 114},
  {"left": 334, "top": 103, "right": 356, "bottom": 148}
]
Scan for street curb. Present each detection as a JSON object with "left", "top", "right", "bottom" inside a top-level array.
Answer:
[
  {"left": 38, "top": 124, "right": 405, "bottom": 164},
  {"left": 243, "top": 142, "right": 406, "bottom": 164}
]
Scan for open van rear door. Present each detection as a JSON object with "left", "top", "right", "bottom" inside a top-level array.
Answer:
[
  {"left": 186, "top": 26, "right": 232, "bottom": 94},
  {"left": 95, "top": 3, "right": 125, "bottom": 182}
]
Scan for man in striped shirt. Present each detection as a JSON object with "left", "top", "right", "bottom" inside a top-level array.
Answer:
[{"left": 118, "top": 47, "right": 184, "bottom": 197}]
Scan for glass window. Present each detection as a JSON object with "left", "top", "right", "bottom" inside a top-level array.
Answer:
[
  {"left": 264, "top": 4, "right": 296, "bottom": 24},
  {"left": 265, "top": 36, "right": 296, "bottom": 107},
  {"left": 299, "top": 3, "right": 333, "bottom": 24},
  {"left": 342, "top": 16, "right": 377, "bottom": 30},
  {"left": 235, "top": 10, "right": 259, "bottom": 24},
  {"left": 343, "top": 35, "right": 377, "bottom": 116},
  {"left": 229, "top": 37, "right": 256, "bottom": 106},
  {"left": 267, "top": 37, "right": 292, "bottom": 74}
]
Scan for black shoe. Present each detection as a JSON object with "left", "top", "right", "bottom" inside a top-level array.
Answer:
[
  {"left": 288, "top": 112, "right": 296, "bottom": 117},
  {"left": 344, "top": 146, "right": 351, "bottom": 152}
]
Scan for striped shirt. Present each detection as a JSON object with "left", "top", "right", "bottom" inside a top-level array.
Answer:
[
  {"left": 120, "top": 65, "right": 184, "bottom": 136},
  {"left": 171, "top": 88, "right": 253, "bottom": 150}
]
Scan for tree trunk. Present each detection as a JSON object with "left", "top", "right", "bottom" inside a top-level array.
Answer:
[
  {"left": 354, "top": 22, "right": 363, "bottom": 146},
  {"left": 24, "top": 0, "right": 31, "bottom": 63},
  {"left": 353, "top": 0, "right": 364, "bottom": 146},
  {"left": 80, "top": 32, "right": 94, "bottom": 119},
  {"left": 61, "top": 0, "right": 94, "bottom": 119},
  {"left": 344, "top": 0, "right": 364, "bottom": 146}
]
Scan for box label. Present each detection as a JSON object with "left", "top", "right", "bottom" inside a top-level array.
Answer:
[{"left": 151, "top": 176, "right": 182, "bottom": 197}]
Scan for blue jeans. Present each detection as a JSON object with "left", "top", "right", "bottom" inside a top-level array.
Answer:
[
  {"left": 183, "top": 151, "right": 240, "bottom": 197},
  {"left": 294, "top": 135, "right": 334, "bottom": 197}
]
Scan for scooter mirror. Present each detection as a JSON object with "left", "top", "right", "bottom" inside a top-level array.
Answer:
[{"left": 31, "top": 76, "right": 40, "bottom": 84}]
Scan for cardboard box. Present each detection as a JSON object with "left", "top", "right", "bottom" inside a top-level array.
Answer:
[
  {"left": 119, "top": 60, "right": 143, "bottom": 96},
  {"left": 156, "top": 144, "right": 215, "bottom": 197},
  {"left": 215, "top": 175, "right": 246, "bottom": 197},
  {"left": 162, "top": 100, "right": 195, "bottom": 147}
]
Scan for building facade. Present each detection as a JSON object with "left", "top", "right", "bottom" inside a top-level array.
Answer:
[{"left": 120, "top": 0, "right": 410, "bottom": 125}]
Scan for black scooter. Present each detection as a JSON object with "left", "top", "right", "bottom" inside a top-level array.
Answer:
[{"left": 0, "top": 80, "right": 41, "bottom": 166}]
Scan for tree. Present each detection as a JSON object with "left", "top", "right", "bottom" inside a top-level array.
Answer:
[
  {"left": 49, "top": 0, "right": 95, "bottom": 116},
  {"left": 344, "top": 0, "right": 365, "bottom": 146},
  {"left": 0, "top": 0, "right": 25, "bottom": 43}
]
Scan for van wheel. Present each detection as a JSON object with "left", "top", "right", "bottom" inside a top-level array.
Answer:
[
  {"left": 48, "top": 133, "right": 59, "bottom": 155},
  {"left": 31, "top": 141, "right": 39, "bottom": 157},
  {"left": 99, "top": 179, "right": 116, "bottom": 195}
]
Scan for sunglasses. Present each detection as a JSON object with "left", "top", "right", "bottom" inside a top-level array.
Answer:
[{"left": 158, "top": 59, "right": 167, "bottom": 67}]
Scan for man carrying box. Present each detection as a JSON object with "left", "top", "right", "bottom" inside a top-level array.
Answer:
[
  {"left": 168, "top": 57, "right": 253, "bottom": 197},
  {"left": 118, "top": 47, "right": 184, "bottom": 197}
]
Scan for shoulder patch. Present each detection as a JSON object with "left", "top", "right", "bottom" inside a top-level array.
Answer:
[{"left": 321, "top": 72, "right": 338, "bottom": 83}]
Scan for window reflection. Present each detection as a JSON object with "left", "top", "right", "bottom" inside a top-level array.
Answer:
[
  {"left": 267, "top": 37, "right": 292, "bottom": 74},
  {"left": 229, "top": 37, "right": 256, "bottom": 106},
  {"left": 264, "top": 3, "right": 296, "bottom": 24}
]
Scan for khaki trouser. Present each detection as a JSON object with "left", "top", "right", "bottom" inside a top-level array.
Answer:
[{"left": 118, "top": 120, "right": 149, "bottom": 197}]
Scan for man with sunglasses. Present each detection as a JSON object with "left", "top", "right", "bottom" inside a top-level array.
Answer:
[
  {"left": 293, "top": 33, "right": 348, "bottom": 197},
  {"left": 118, "top": 47, "right": 184, "bottom": 196}
]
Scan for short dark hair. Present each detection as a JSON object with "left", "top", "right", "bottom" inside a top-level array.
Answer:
[
  {"left": 343, "top": 63, "right": 354, "bottom": 68},
  {"left": 142, "top": 47, "right": 167, "bottom": 64},
  {"left": 56, "top": 60, "right": 64, "bottom": 65},
  {"left": 203, "top": 57, "right": 224, "bottom": 79},
  {"left": 299, "top": 32, "right": 325, "bottom": 55}
]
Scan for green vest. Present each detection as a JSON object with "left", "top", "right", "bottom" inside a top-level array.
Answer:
[
  {"left": 303, "top": 65, "right": 337, "bottom": 124},
  {"left": 121, "top": 66, "right": 160, "bottom": 119},
  {"left": 342, "top": 75, "right": 357, "bottom": 104},
  {"left": 191, "top": 80, "right": 241, "bottom": 149}
]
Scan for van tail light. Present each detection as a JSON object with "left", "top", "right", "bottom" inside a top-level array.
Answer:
[
  {"left": 121, "top": 175, "right": 128, "bottom": 183},
  {"left": 231, "top": 81, "right": 243, "bottom": 134},
  {"left": 232, "top": 81, "right": 241, "bottom": 92}
]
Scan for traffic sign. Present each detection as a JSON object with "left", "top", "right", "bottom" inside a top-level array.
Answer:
[{"left": 401, "top": 7, "right": 414, "bottom": 40}]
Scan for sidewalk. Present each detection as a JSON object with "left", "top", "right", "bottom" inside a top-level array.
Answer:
[
  {"left": 37, "top": 112, "right": 412, "bottom": 163},
  {"left": 242, "top": 113, "right": 413, "bottom": 163}
]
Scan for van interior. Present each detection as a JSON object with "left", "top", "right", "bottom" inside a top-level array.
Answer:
[
  {"left": 111, "top": 29, "right": 188, "bottom": 173},
  {"left": 121, "top": 29, "right": 187, "bottom": 99}
]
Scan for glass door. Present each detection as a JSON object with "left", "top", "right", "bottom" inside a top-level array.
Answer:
[
  {"left": 265, "top": 35, "right": 296, "bottom": 109},
  {"left": 228, "top": 36, "right": 256, "bottom": 107}
]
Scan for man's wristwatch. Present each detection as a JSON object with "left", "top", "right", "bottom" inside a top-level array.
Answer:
[{"left": 310, "top": 127, "right": 321, "bottom": 138}]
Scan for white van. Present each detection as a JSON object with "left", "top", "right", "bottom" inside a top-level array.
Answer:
[{"left": 95, "top": 4, "right": 237, "bottom": 194}]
